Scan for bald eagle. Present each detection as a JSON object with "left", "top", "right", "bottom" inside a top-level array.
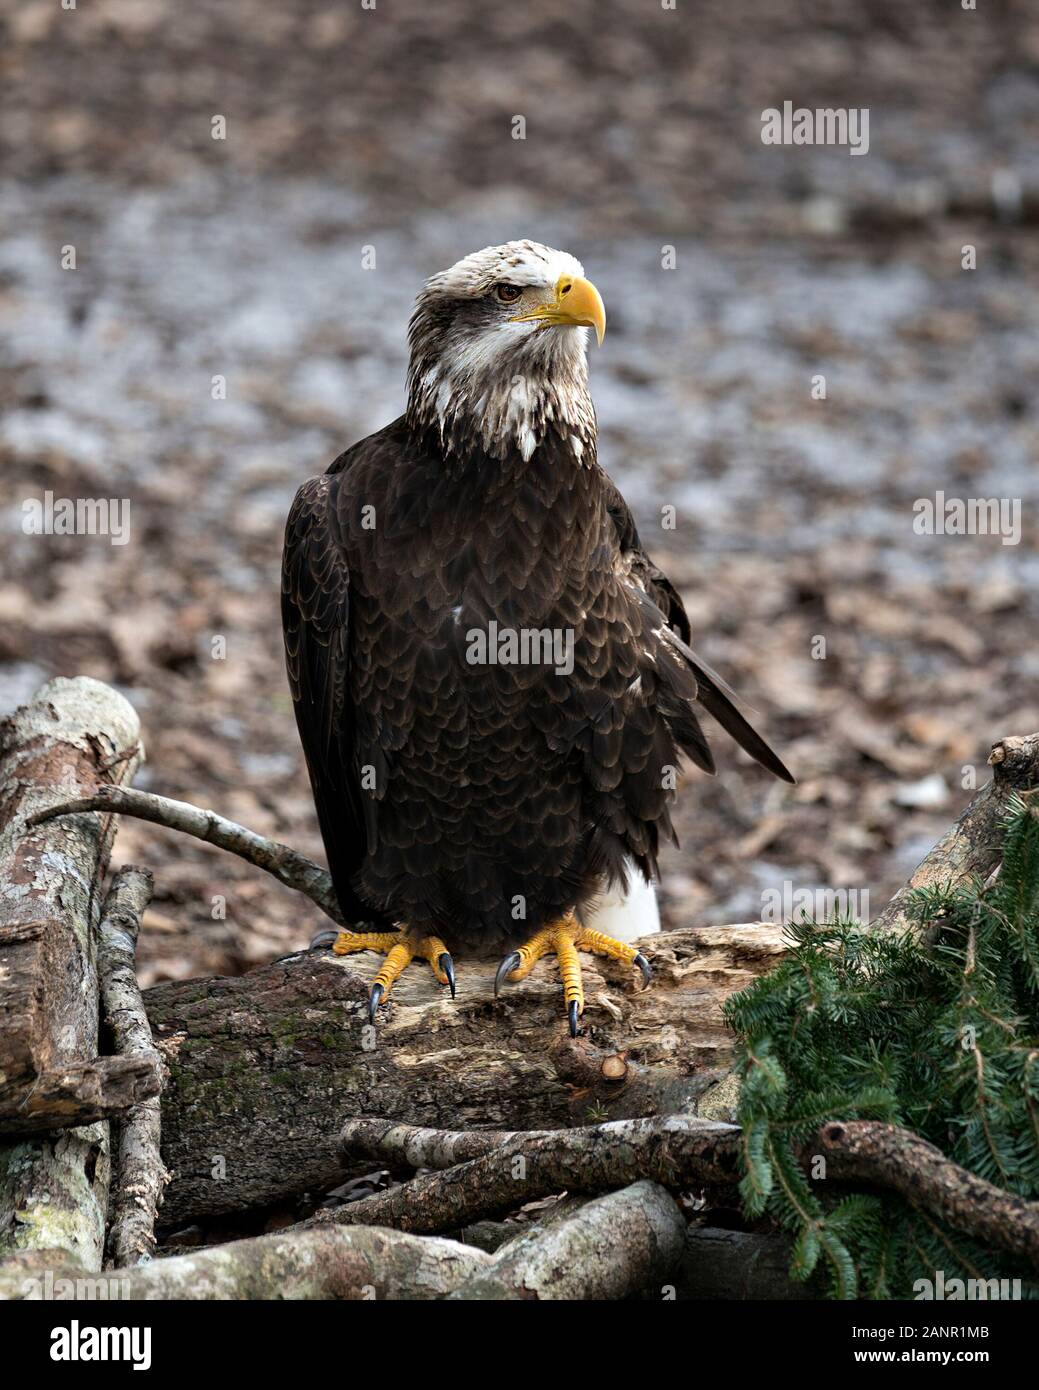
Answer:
[{"left": 283, "top": 240, "right": 792, "bottom": 1034}]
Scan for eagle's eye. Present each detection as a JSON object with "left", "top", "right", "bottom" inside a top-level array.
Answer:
[{"left": 495, "top": 283, "right": 523, "bottom": 304}]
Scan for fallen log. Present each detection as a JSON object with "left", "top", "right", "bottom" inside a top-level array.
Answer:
[
  {"left": 0, "top": 678, "right": 154, "bottom": 1132},
  {"left": 0, "top": 1188, "right": 680, "bottom": 1302},
  {"left": 146, "top": 925, "right": 783, "bottom": 1225},
  {"left": 447, "top": 1180, "right": 685, "bottom": 1300},
  {"left": 0, "top": 1225, "right": 489, "bottom": 1301},
  {"left": 0, "top": 678, "right": 150, "bottom": 1274}
]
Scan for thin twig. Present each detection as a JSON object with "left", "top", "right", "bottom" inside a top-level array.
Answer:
[{"left": 28, "top": 784, "right": 343, "bottom": 925}]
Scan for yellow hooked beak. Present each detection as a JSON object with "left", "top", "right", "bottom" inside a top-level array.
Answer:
[{"left": 510, "top": 274, "right": 606, "bottom": 346}]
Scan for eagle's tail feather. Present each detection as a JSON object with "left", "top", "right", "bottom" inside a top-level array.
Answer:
[
  {"left": 656, "top": 620, "right": 795, "bottom": 784},
  {"left": 691, "top": 660, "right": 795, "bottom": 783}
]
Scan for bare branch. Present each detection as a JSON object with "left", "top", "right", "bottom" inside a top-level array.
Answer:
[
  {"left": 818, "top": 1120, "right": 1039, "bottom": 1270},
  {"left": 331, "top": 1114, "right": 1039, "bottom": 1272},
  {"left": 98, "top": 866, "right": 169, "bottom": 1269},
  {"left": 313, "top": 1115, "right": 740, "bottom": 1235},
  {"left": 28, "top": 784, "right": 343, "bottom": 926}
]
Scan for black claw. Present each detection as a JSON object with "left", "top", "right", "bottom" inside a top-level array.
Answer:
[
  {"left": 309, "top": 929, "right": 339, "bottom": 952},
  {"left": 634, "top": 952, "right": 653, "bottom": 987},
  {"left": 367, "top": 982, "right": 384, "bottom": 1024},
  {"left": 494, "top": 951, "right": 522, "bottom": 998},
  {"left": 567, "top": 999, "right": 580, "bottom": 1038},
  {"left": 439, "top": 953, "right": 456, "bottom": 999}
]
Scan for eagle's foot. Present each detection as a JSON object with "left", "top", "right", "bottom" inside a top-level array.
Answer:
[
  {"left": 494, "top": 912, "right": 652, "bottom": 1037},
  {"left": 331, "top": 929, "right": 455, "bottom": 1022}
]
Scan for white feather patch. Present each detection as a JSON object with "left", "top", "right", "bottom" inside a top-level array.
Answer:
[{"left": 581, "top": 865, "right": 661, "bottom": 944}]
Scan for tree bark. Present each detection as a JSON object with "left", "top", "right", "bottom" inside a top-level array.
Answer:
[
  {"left": 0, "top": 678, "right": 152, "bottom": 1130},
  {"left": 677, "top": 1227, "right": 807, "bottom": 1300},
  {"left": 0, "top": 1225, "right": 489, "bottom": 1301},
  {"left": 146, "top": 925, "right": 783, "bottom": 1225},
  {"left": 447, "top": 1180, "right": 685, "bottom": 1300},
  {"left": 0, "top": 678, "right": 146, "bottom": 1274},
  {"left": 874, "top": 733, "right": 1039, "bottom": 940},
  {"left": 98, "top": 867, "right": 169, "bottom": 1268}
]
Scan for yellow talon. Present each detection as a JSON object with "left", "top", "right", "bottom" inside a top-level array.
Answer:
[
  {"left": 333, "top": 930, "right": 401, "bottom": 957},
  {"left": 332, "top": 928, "right": 455, "bottom": 1020},
  {"left": 495, "top": 911, "right": 651, "bottom": 1036}
]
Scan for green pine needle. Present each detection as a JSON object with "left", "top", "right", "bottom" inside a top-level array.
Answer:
[{"left": 723, "top": 793, "right": 1039, "bottom": 1299}]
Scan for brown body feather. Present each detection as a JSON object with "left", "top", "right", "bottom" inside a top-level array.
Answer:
[{"left": 282, "top": 413, "right": 792, "bottom": 952}]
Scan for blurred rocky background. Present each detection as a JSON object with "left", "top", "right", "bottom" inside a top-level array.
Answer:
[{"left": 1, "top": 0, "right": 1036, "bottom": 985}]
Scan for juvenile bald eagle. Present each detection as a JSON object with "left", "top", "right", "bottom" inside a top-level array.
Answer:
[{"left": 283, "top": 240, "right": 792, "bottom": 1033}]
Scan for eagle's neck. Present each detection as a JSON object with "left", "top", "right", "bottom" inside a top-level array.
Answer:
[{"left": 405, "top": 333, "right": 597, "bottom": 466}]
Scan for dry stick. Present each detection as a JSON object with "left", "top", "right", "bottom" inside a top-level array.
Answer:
[
  {"left": 0, "top": 1225, "right": 490, "bottom": 1301},
  {"left": 332, "top": 1115, "right": 1039, "bottom": 1272},
  {"left": 98, "top": 867, "right": 169, "bottom": 1269},
  {"left": 309, "top": 1115, "right": 741, "bottom": 1236},
  {"left": 28, "top": 785, "right": 344, "bottom": 926},
  {"left": 448, "top": 1180, "right": 685, "bottom": 1300},
  {"left": 333, "top": 1120, "right": 556, "bottom": 1171}
]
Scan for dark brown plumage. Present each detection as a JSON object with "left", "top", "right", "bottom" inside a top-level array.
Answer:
[{"left": 282, "top": 241, "right": 792, "bottom": 973}]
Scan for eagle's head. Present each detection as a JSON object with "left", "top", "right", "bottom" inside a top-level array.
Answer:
[{"left": 405, "top": 240, "right": 606, "bottom": 463}]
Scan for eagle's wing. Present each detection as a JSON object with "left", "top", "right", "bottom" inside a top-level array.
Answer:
[
  {"left": 282, "top": 469, "right": 383, "bottom": 925},
  {"left": 602, "top": 473, "right": 794, "bottom": 785}
]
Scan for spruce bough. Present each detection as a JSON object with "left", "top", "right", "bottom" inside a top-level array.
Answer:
[{"left": 725, "top": 792, "right": 1039, "bottom": 1299}]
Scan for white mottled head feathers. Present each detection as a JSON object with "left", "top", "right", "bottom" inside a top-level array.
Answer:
[
  {"left": 422, "top": 241, "right": 587, "bottom": 299},
  {"left": 406, "top": 240, "right": 597, "bottom": 463}
]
